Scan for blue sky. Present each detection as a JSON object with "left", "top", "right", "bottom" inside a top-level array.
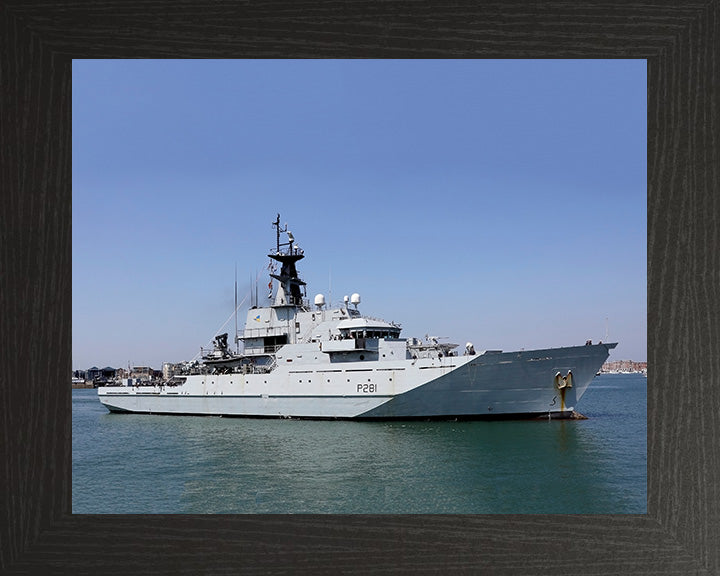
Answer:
[{"left": 72, "top": 59, "right": 646, "bottom": 370}]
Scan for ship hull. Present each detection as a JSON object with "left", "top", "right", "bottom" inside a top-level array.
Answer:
[{"left": 98, "top": 343, "right": 614, "bottom": 419}]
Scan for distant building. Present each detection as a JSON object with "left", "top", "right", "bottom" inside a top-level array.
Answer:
[
  {"left": 601, "top": 360, "right": 647, "bottom": 373},
  {"left": 162, "top": 362, "right": 175, "bottom": 379},
  {"left": 129, "top": 366, "right": 162, "bottom": 380},
  {"left": 80, "top": 365, "right": 161, "bottom": 385},
  {"left": 84, "top": 366, "right": 117, "bottom": 386},
  {"left": 130, "top": 366, "right": 153, "bottom": 380}
]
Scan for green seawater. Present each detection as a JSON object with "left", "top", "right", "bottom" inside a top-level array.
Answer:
[{"left": 72, "top": 373, "right": 646, "bottom": 514}]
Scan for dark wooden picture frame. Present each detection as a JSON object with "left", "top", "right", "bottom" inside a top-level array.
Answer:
[{"left": 1, "top": 2, "right": 717, "bottom": 574}]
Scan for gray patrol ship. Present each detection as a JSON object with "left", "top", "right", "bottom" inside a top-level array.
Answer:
[{"left": 98, "top": 215, "right": 616, "bottom": 419}]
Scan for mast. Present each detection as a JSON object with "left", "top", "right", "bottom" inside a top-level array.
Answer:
[
  {"left": 269, "top": 213, "right": 306, "bottom": 307},
  {"left": 234, "top": 264, "right": 238, "bottom": 353},
  {"left": 605, "top": 316, "right": 609, "bottom": 342}
]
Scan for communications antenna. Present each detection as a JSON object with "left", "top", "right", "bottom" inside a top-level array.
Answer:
[{"left": 605, "top": 317, "right": 609, "bottom": 341}]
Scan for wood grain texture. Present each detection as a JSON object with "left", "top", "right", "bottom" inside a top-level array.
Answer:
[{"left": 1, "top": 1, "right": 717, "bottom": 574}]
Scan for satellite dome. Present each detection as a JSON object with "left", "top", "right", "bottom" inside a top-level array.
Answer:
[
  {"left": 350, "top": 293, "right": 361, "bottom": 307},
  {"left": 314, "top": 294, "right": 326, "bottom": 309}
]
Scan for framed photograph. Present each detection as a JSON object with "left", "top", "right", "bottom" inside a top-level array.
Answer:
[{"left": 2, "top": 2, "right": 716, "bottom": 574}]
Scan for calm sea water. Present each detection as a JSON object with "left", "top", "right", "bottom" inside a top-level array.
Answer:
[{"left": 72, "top": 373, "right": 646, "bottom": 514}]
